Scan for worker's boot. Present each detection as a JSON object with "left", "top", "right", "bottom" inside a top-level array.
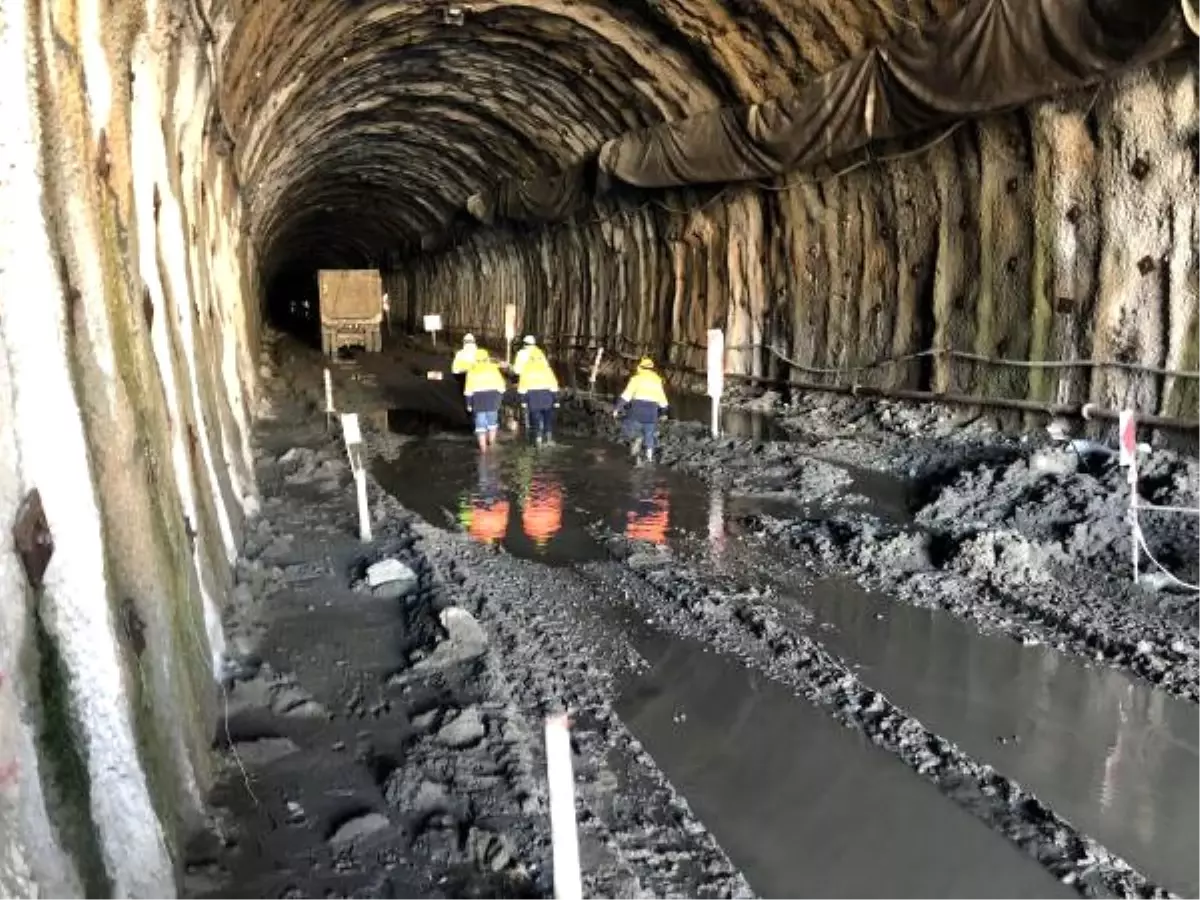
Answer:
[
  {"left": 645, "top": 446, "right": 654, "bottom": 463},
  {"left": 629, "top": 435, "right": 643, "bottom": 459}
]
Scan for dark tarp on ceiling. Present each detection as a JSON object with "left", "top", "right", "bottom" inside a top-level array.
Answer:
[
  {"left": 466, "top": 163, "right": 593, "bottom": 226},
  {"left": 466, "top": 0, "right": 1191, "bottom": 226}
]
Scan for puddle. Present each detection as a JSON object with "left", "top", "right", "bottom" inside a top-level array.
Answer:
[
  {"left": 372, "top": 423, "right": 721, "bottom": 565},
  {"left": 784, "top": 574, "right": 1200, "bottom": 897},
  {"left": 371, "top": 402, "right": 1196, "bottom": 896},
  {"left": 612, "top": 614, "right": 1070, "bottom": 899}
]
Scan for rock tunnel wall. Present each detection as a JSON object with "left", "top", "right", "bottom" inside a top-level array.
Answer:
[
  {"left": 389, "top": 59, "right": 1199, "bottom": 420},
  {"left": 0, "top": 0, "right": 259, "bottom": 894}
]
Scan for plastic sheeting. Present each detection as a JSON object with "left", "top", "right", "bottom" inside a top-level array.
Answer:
[
  {"left": 464, "top": 0, "right": 1191, "bottom": 228},
  {"left": 600, "top": 0, "right": 1190, "bottom": 188}
]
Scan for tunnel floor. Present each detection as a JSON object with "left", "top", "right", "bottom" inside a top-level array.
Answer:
[{"left": 188, "top": 335, "right": 1199, "bottom": 899}]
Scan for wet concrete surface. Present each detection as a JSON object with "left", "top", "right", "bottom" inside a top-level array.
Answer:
[{"left": 612, "top": 616, "right": 1071, "bottom": 898}]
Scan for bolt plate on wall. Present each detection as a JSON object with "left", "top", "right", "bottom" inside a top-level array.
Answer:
[{"left": 12, "top": 489, "right": 54, "bottom": 590}]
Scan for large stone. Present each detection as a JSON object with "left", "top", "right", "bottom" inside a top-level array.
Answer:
[
  {"left": 436, "top": 708, "right": 485, "bottom": 748},
  {"left": 366, "top": 558, "right": 418, "bottom": 599},
  {"left": 328, "top": 812, "right": 391, "bottom": 845}
]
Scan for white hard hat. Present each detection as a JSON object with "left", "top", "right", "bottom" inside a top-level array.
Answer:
[
  {"left": 523, "top": 335, "right": 536, "bottom": 345},
  {"left": 463, "top": 333, "right": 476, "bottom": 344}
]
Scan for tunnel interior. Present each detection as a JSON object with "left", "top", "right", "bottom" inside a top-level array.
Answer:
[
  {"left": 1, "top": 0, "right": 1197, "bottom": 896},
  {"left": 244, "top": 0, "right": 1197, "bottom": 429},
  {"left": 253, "top": 0, "right": 722, "bottom": 340}
]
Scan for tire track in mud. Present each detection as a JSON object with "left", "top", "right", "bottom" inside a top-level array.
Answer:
[
  {"left": 403, "top": 507, "right": 755, "bottom": 900},
  {"left": 589, "top": 533, "right": 1174, "bottom": 899},
  {"left": 559, "top": 394, "right": 1199, "bottom": 703}
]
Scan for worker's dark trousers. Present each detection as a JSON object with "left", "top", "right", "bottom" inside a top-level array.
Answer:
[{"left": 529, "top": 406, "right": 555, "bottom": 439}]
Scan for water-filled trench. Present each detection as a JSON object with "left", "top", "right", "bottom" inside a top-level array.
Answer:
[{"left": 369, "top": 390, "right": 1199, "bottom": 897}]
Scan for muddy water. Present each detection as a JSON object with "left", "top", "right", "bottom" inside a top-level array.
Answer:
[
  {"left": 612, "top": 617, "right": 1069, "bottom": 898},
  {"left": 374, "top": 425, "right": 1067, "bottom": 896},
  {"left": 790, "top": 575, "right": 1200, "bottom": 897}
]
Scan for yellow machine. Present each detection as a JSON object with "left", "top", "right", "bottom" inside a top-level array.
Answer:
[{"left": 318, "top": 269, "right": 383, "bottom": 355}]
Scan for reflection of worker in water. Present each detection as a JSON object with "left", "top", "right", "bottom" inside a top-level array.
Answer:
[
  {"left": 451, "top": 333, "right": 477, "bottom": 393},
  {"left": 464, "top": 348, "right": 506, "bottom": 451},
  {"left": 614, "top": 358, "right": 669, "bottom": 463},
  {"left": 518, "top": 355, "right": 560, "bottom": 446},
  {"left": 458, "top": 455, "right": 510, "bottom": 545},
  {"left": 521, "top": 473, "right": 564, "bottom": 549},
  {"left": 625, "top": 481, "right": 670, "bottom": 545}
]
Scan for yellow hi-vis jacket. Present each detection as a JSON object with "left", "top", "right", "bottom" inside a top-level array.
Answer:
[
  {"left": 452, "top": 346, "right": 478, "bottom": 374},
  {"left": 517, "top": 358, "right": 559, "bottom": 395},
  {"left": 464, "top": 360, "right": 506, "bottom": 411},
  {"left": 618, "top": 369, "right": 669, "bottom": 423},
  {"left": 465, "top": 360, "right": 506, "bottom": 395},
  {"left": 512, "top": 345, "right": 546, "bottom": 376}
]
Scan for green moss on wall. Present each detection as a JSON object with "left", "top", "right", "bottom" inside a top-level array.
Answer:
[{"left": 30, "top": 610, "right": 111, "bottom": 899}]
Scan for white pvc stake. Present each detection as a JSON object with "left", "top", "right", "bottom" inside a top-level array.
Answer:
[
  {"left": 544, "top": 714, "right": 582, "bottom": 900},
  {"left": 1118, "top": 410, "right": 1138, "bottom": 585},
  {"left": 589, "top": 347, "right": 604, "bottom": 393},
  {"left": 706, "top": 328, "right": 724, "bottom": 439},
  {"left": 324, "top": 368, "right": 334, "bottom": 430},
  {"left": 355, "top": 469, "right": 372, "bottom": 543}
]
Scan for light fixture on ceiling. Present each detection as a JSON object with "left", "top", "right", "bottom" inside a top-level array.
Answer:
[{"left": 443, "top": 5, "right": 465, "bottom": 26}]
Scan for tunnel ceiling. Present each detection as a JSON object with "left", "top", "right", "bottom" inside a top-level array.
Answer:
[{"left": 214, "top": 0, "right": 958, "bottom": 281}]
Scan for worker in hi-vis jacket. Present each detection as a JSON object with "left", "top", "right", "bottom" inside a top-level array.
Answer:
[
  {"left": 517, "top": 354, "right": 560, "bottom": 446},
  {"left": 463, "top": 348, "right": 506, "bottom": 451},
  {"left": 614, "top": 357, "right": 669, "bottom": 462}
]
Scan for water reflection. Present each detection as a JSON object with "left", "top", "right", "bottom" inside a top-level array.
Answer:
[
  {"left": 521, "top": 473, "right": 564, "bottom": 548},
  {"left": 626, "top": 469, "right": 671, "bottom": 544},
  {"left": 785, "top": 573, "right": 1200, "bottom": 897},
  {"left": 615, "top": 622, "right": 1068, "bottom": 899},
  {"left": 457, "top": 455, "right": 509, "bottom": 545}
]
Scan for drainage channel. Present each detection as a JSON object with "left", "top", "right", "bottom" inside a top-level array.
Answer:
[{"left": 372, "top": 412, "right": 1074, "bottom": 896}]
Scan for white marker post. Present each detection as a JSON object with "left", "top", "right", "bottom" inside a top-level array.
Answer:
[
  {"left": 382, "top": 292, "right": 391, "bottom": 334},
  {"left": 424, "top": 313, "right": 443, "bottom": 349},
  {"left": 544, "top": 713, "right": 582, "bottom": 900},
  {"left": 1118, "top": 410, "right": 1138, "bottom": 583},
  {"left": 589, "top": 347, "right": 604, "bottom": 394},
  {"left": 324, "top": 368, "right": 334, "bottom": 430},
  {"left": 341, "top": 413, "right": 372, "bottom": 542},
  {"left": 504, "top": 303, "right": 517, "bottom": 368},
  {"left": 706, "top": 328, "right": 725, "bottom": 439}
]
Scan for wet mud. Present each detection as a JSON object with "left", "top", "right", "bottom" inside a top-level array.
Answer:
[{"left": 190, "top": 335, "right": 1197, "bottom": 899}]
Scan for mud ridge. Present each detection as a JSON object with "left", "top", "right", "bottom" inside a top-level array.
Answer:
[
  {"left": 591, "top": 532, "right": 1171, "bottom": 899},
  {"left": 559, "top": 393, "right": 1199, "bottom": 701}
]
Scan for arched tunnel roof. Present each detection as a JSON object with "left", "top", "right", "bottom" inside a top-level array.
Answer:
[
  {"left": 214, "top": 0, "right": 1192, "bottom": 285},
  {"left": 220, "top": 0, "right": 944, "bottom": 281}
]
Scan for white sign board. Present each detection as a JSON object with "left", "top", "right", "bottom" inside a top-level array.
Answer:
[
  {"left": 706, "top": 329, "right": 725, "bottom": 399},
  {"left": 504, "top": 303, "right": 517, "bottom": 342},
  {"left": 423, "top": 314, "right": 442, "bottom": 333},
  {"left": 1118, "top": 410, "right": 1137, "bottom": 468},
  {"left": 426, "top": 371, "right": 443, "bottom": 381}
]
